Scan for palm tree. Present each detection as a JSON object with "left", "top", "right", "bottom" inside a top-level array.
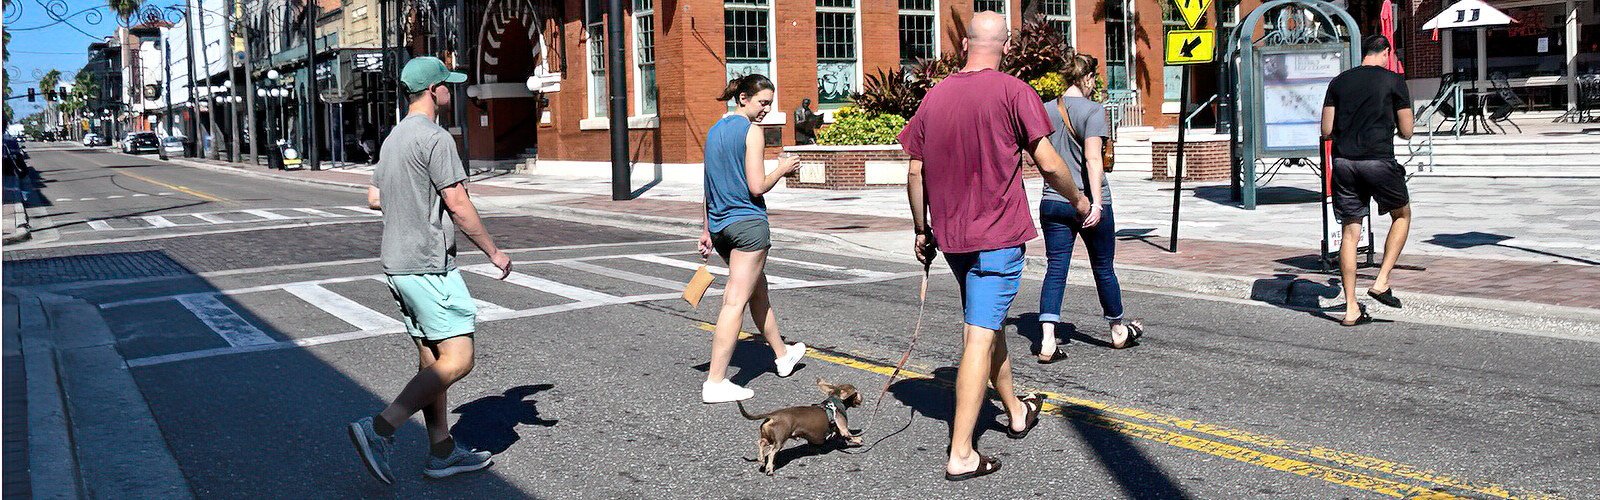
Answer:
[
  {"left": 108, "top": 0, "right": 140, "bottom": 21},
  {"left": 39, "top": 70, "right": 62, "bottom": 100}
]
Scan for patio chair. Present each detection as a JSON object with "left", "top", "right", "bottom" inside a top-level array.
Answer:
[
  {"left": 1487, "top": 73, "right": 1524, "bottom": 133},
  {"left": 1420, "top": 72, "right": 1466, "bottom": 135},
  {"left": 1579, "top": 74, "right": 1600, "bottom": 123}
]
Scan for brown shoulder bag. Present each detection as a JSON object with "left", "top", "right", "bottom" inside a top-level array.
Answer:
[{"left": 1057, "top": 98, "right": 1116, "bottom": 172}]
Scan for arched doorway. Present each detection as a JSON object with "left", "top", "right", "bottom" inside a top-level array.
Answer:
[{"left": 468, "top": 0, "right": 562, "bottom": 163}]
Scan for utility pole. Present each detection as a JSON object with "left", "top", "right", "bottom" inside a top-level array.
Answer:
[
  {"left": 184, "top": 1, "right": 200, "bottom": 157},
  {"left": 606, "top": 0, "right": 630, "bottom": 200},
  {"left": 197, "top": 6, "right": 220, "bottom": 160},
  {"left": 164, "top": 27, "right": 174, "bottom": 137},
  {"left": 240, "top": 0, "right": 259, "bottom": 163},
  {"left": 303, "top": 0, "right": 321, "bottom": 170},
  {"left": 224, "top": 0, "right": 241, "bottom": 164}
]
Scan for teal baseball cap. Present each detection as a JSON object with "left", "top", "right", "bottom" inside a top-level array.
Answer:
[{"left": 400, "top": 56, "right": 467, "bottom": 93}]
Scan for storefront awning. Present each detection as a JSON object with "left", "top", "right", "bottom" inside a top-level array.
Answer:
[{"left": 1422, "top": 0, "right": 1517, "bottom": 30}]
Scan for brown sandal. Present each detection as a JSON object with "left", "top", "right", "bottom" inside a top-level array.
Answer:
[
  {"left": 944, "top": 453, "right": 1002, "bottom": 481},
  {"left": 1005, "top": 394, "right": 1044, "bottom": 439}
]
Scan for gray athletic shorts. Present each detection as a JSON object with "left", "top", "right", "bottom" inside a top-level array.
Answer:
[
  {"left": 711, "top": 219, "right": 771, "bottom": 261},
  {"left": 1332, "top": 158, "right": 1410, "bottom": 223}
]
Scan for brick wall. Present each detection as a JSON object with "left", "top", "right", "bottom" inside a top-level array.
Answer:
[
  {"left": 783, "top": 146, "right": 911, "bottom": 190},
  {"left": 1405, "top": 0, "right": 1444, "bottom": 79},
  {"left": 1150, "top": 137, "right": 1230, "bottom": 181}
]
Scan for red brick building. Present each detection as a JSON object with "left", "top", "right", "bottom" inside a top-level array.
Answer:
[{"left": 464, "top": 0, "right": 1278, "bottom": 168}]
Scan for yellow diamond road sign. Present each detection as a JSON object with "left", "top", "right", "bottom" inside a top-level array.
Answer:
[
  {"left": 1173, "top": 0, "right": 1214, "bottom": 29},
  {"left": 1164, "top": 29, "right": 1216, "bottom": 65}
]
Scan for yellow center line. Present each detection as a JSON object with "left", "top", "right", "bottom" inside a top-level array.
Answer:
[
  {"left": 118, "top": 171, "right": 230, "bottom": 203},
  {"left": 695, "top": 322, "right": 1557, "bottom": 499}
]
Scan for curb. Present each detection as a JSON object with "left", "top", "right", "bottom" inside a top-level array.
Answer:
[
  {"left": 12, "top": 289, "right": 194, "bottom": 499},
  {"left": 484, "top": 197, "right": 1600, "bottom": 337},
  {"left": 4, "top": 201, "right": 31, "bottom": 244},
  {"left": 159, "top": 156, "right": 1600, "bottom": 335}
]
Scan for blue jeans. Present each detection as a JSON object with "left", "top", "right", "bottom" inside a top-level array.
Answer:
[{"left": 1038, "top": 200, "right": 1124, "bottom": 323}]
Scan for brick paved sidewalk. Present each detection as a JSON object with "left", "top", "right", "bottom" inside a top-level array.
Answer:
[
  {"left": 3, "top": 294, "right": 31, "bottom": 499},
  {"left": 172, "top": 157, "right": 1598, "bottom": 310}
]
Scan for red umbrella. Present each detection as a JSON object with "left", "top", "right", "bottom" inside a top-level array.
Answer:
[{"left": 1381, "top": 0, "right": 1407, "bottom": 74}]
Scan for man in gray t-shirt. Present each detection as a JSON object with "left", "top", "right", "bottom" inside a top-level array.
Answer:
[
  {"left": 1040, "top": 95, "right": 1111, "bottom": 205},
  {"left": 348, "top": 56, "right": 510, "bottom": 485}
]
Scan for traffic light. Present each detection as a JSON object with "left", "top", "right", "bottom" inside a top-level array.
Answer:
[
  {"left": 27, "top": 88, "right": 35, "bottom": 102},
  {"left": 44, "top": 90, "right": 55, "bottom": 102}
]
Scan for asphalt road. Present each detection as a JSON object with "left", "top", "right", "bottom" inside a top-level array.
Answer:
[{"left": 4, "top": 147, "right": 1597, "bottom": 499}]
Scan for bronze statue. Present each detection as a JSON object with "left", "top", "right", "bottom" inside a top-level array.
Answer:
[{"left": 794, "top": 98, "right": 823, "bottom": 145}]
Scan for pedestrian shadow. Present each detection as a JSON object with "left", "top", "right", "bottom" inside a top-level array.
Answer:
[
  {"left": 1011, "top": 314, "right": 1119, "bottom": 351},
  {"left": 1427, "top": 231, "right": 1600, "bottom": 266},
  {"left": 1115, "top": 228, "right": 1168, "bottom": 251},
  {"left": 886, "top": 367, "right": 1008, "bottom": 445},
  {"left": 1057, "top": 403, "right": 1193, "bottom": 499},
  {"left": 450, "top": 384, "right": 560, "bottom": 454},
  {"left": 691, "top": 338, "right": 790, "bottom": 387}
]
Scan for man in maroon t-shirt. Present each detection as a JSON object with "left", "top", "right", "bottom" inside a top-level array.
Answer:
[{"left": 899, "top": 11, "right": 1094, "bottom": 482}]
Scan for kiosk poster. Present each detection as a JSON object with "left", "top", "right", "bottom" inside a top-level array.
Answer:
[{"left": 1259, "top": 49, "right": 1344, "bottom": 153}]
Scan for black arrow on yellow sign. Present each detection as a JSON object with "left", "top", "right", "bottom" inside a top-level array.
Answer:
[{"left": 1180, "top": 37, "right": 1202, "bottom": 58}]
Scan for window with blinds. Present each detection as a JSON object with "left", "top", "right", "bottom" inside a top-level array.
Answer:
[
  {"left": 725, "top": 0, "right": 773, "bottom": 85},
  {"left": 634, "top": 0, "right": 657, "bottom": 115},
  {"left": 816, "top": 0, "right": 858, "bottom": 106}
]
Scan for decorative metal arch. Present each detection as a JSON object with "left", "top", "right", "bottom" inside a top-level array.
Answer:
[{"left": 1221, "top": 0, "right": 1361, "bottom": 209}]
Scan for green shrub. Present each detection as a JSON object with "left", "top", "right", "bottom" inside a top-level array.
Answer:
[{"left": 816, "top": 106, "right": 908, "bottom": 146}]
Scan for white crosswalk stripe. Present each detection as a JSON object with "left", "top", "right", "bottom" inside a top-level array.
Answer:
[
  {"left": 240, "top": 209, "right": 292, "bottom": 220},
  {"left": 141, "top": 215, "right": 178, "bottom": 228},
  {"left": 626, "top": 254, "right": 805, "bottom": 286},
  {"left": 174, "top": 294, "right": 276, "bottom": 347},
  {"left": 282, "top": 284, "right": 402, "bottom": 331},
  {"left": 461, "top": 264, "right": 623, "bottom": 303},
  {"left": 105, "top": 247, "right": 913, "bottom": 367},
  {"left": 86, "top": 220, "right": 113, "bottom": 231},
  {"left": 292, "top": 208, "right": 347, "bottom": 218},
  {"left": 76, "top": 207, "right": 384, "bottom": 232}
]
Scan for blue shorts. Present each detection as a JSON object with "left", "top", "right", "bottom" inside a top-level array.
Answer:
[
  {"left": 944, "top": 245, "right": 1026, "bottom": 331},
  {"left": 385, "top": 270, "right": 477, "bottom": 342}
]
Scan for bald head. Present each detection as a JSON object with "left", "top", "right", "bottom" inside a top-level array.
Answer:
[{"left": 962, "top": 11, "right": 1010, "bottom": 69}]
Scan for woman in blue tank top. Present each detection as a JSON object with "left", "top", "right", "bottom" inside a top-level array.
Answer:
[{"left": 698, "top": 74, "right": 807, "bottom": 404}]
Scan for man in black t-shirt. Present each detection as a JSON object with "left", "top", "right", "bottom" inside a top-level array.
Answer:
[{"left": 1322, "top": 35, "right": 1415, "bottom": 326}]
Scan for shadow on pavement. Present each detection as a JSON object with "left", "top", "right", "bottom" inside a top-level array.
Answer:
[
  {"left": 3, "top": 249, "right": 532, "bottom": 496},
  {"left": 1058, "top": 403, "right": 1193, "bottom": 499},
  {"left": 451, "top": 384, "right": 560, "bottom": 454},
  {"left": 692, "top": 337, "right": 785, "bottom": 387},
  {"left": 1427, "top": 231, "right": 1599, "bottom": 266},
  {"left": 1192, "top": 185, "right": 1320, "bottom": 207},
  {"left": 1011, "top": 314, "right": 1120, "bottom": 351}
]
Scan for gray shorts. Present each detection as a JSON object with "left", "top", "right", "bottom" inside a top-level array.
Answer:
[{"left": 711, "top": 219, "right": 771, "bottom": 261}]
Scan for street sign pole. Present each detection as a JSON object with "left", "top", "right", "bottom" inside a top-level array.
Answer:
[{"left": 1169, "top": 65, "right": 1188, "bottom": 253}]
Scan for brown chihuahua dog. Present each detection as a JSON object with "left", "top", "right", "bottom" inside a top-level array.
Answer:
[{"left": 736, "top": 378, "right": 864, "bottom": 475}]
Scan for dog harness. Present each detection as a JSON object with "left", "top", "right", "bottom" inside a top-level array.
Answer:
[{"left": 817, "top": 396, "right": 846, "bottom": 431}]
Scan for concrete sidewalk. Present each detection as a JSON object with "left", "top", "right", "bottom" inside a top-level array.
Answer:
[{"left": 161, "top": 155, "right": 1600, "bottom": 335}]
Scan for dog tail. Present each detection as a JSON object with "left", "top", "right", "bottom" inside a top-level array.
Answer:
[{"left": 736, "top": 401, "right": 770, "bottom": 421}]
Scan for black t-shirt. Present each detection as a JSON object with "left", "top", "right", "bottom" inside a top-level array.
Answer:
[{"left": 1323, "top": 65, "right": 1411, "bottom": 160}]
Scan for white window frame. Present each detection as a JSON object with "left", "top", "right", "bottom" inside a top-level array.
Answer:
[
  {"left": 724, "top": 0, "right": 784, "bottom": 125},
  {"left": 1040, "top": 0, "right": 1076, "bottom": 48},
  {"left": 631, "top": 0, "right": 658, "bottom": 119},
  {"left": 816, "top": 0, "right": 863, "bottom": 110},
  {"left": 584, "top": 19, "right": 608, "bottom": 120},
  {"left": 898, "top": 0, "right": 941, "bottom": 64}
]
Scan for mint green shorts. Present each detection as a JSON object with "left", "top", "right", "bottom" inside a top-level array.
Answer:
[{"left": 385, "top": 270, "right": 477, "bottom": 341}]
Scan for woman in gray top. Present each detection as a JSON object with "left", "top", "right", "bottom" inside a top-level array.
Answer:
[{"left": 1036, "top": 54, "right": 1143, "bottom": 364}]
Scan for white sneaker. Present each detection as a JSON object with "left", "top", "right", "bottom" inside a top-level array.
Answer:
[
  {"left": 774, "top": 342, "right": 807, "bottom": 377},
  {"left": 702, "top": 379, "right": 754, "bottom": 404}
]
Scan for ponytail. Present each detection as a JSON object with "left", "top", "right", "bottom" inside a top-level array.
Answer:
[
  {"left": 1061, "top": 52, "right": 1099, "bottom": 90},
  {"left": 717, "top": 74, "right": 776, "bottom": 103}
]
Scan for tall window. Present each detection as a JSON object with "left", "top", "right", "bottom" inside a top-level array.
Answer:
[
  {"left": 899, "top": 0, "right": 937, "bottom": 65},
  {"left": 1104, "top": 0, "right": 1132, "bottom": 90},
  {"left": 633, "top": 0, "right": 657, "bottom": 115},
  {"left": 816, "top": 0, "right": 858, "bottom": 107},
  {"left": 585, "top": 3, "right": 607, "bottom": 117},
  {"left": 725, "top": 0, "right": 773, "bottom": 84},
  {"left": 1039, "top": 0, "right": 1072, "bottom": 44},
  {"left": 974, "top": 0, "right": 1006, "bottom": 13}
]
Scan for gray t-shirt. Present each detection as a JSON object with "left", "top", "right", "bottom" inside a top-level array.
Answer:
[
  {"left": 1041, "top": 96, "right": 1112, "bottom": 204},
  {"left": 374, "top": 114, "right": 468, "bottom": 275}
]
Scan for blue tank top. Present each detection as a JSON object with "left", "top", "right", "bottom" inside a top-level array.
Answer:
[{"left": 704, "top": 114, "right": 768, "bottom": 232}]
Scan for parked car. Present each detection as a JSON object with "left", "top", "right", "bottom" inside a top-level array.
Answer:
[
  {"left": 83, "top": 133, "right": 105, "bottom": 147},
  {"left": 123, "top": 132, "right": 161, "bottom": 155},
  {"left": 161, "top": 135, "right": 186, "bottom": 156}
]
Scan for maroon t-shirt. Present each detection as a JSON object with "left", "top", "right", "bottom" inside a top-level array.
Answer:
[{"left": 897, "top": 69, "right": 1053, "bottom": 254}]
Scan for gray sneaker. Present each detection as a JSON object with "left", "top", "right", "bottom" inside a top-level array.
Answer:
[
  {"left": 424, "top": 444, "right": 493, "bottom": 479},
  {"left": 347, "top": 417, "right": 395, "bottom": 484}
]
